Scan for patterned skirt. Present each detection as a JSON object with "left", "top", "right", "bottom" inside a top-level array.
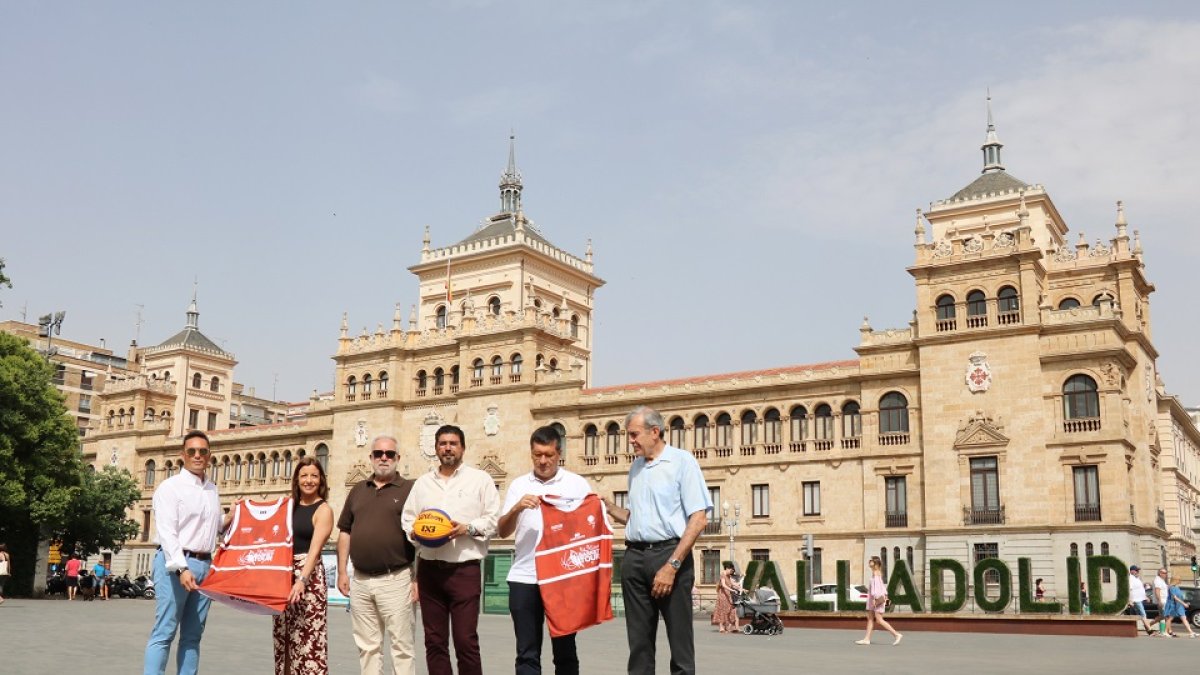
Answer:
[{"left": 273, "top": 554, "right": 328, "bottom": 675}]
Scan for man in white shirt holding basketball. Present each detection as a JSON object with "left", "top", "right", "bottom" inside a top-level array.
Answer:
[
  {"left": 498, "top": 426, "right": 591, "bottom": 675},
  {"left": 401, "top": 425, "right": 500, "bottom": 675}
]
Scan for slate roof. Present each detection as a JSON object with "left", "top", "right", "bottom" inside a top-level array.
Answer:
[
  {"left": 456, "top": 216, "right": 554, "bottom": 248},
  {"left": 154, "top": 326, "right": 232, "bottom": 357},
  {"left": 949, "top": 170, "right": 1029, "bottom": 201}
]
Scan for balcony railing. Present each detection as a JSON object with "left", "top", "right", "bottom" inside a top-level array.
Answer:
[
  {"left": 740, "top": 446, "right": 756, "bottom": 457},
  {"left": 433, "top": 386, "right": 443, "bottom": 395},
  {"left": 998, "top": 310, "right": 1021, "bottom": 325},
  {"left": 763, "top": 444, "right": 782, "bottom": 455},
  {"left": 813, "top": 439, "right": 833, "bottom": 451},
  {"left": 471, "top": 378, "right": 483, "bottom": 388},
  {"left": 1074, "top": 504, "right": 1101, "bottom": 522},
  {"left": 415, "top": 388, "right": 426, "bottom": 398},
  {"left": 714, "top": 447, "right": 733, "bottom": 458},
  {"left": 964, "top": 505, "right": 1005, "bottom": 525},
  {"left": 490, "top": 376, "right": 502, "bottom": 385},
  {"left": 966, "top": 314, "right": 988, "bottom": 328},
  {"left": 691, "top": 448, "right": 708, "bottom": 459},
  {"left": 789, "top": 441, "right": 807, "bottom": 453},
  {"left": 936, "top": 318, "right": 957, "bottom": 332},
  {"left": 1063, "top": 417, "right": 1101, "bottom": 433},
  {"left": 841, "top": 437, "right": 861, "bottom": 449},
  {"left": 879, "top": 432, "right": 910, "bottom": 446},
  {"left": 703, "top": 521, "right": 722, "bottom": 535},
  {"left": 885, "top": 512, "right": 908, "bottom": 528}
]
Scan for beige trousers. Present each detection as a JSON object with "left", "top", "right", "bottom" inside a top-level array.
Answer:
[{"left": 350, "top": 566, "right": 416, "bottom": 675}]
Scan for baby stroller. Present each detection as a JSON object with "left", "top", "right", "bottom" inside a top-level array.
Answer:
[{"left": 735, "top": 587, "right": 784, "bottom": 635}]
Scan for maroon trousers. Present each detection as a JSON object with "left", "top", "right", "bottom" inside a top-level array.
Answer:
[{"left": 417, "top": 559, "right": 482, "bottom": 675}]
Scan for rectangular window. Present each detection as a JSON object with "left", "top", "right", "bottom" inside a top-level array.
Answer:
[
  {"left": 207, "top": 412, "right": 218, "bottom": 431},
  {"left": 80, "top": 371, "right": 94, "bottom": 391},
  {"left": 702, "top": 550, "right": 721, "bottom": 585},
  {"left": 811, "top": 548, "right": 823, "bottom": 584},
  {"left": 751, "top": 484, "right": 770, "bottom": 517},
  {"left": 141, "top": 510, "right": 151, "bottom": 542},
  {"left": 970, "top": 456, "right": 1000, "bottom": 512},
  {"left": 974, "top": 542, "right": 1000, "bottom": 586},
  {"left": 188, "top": 409, "right": 199, "bottom": 430},
  {"left": 613, "top": 491, "right": 628, "bottom": 510},
  {"left": 77, "top": 394, "right": 92, "bottom": 414},
  {"left": 803, "top": 481, "right": 821, "bottom": 516},
  {"left": 885, "top": 476, "right": 907, "bottom": 527},
  {"left": 1073, "top": 466, "right": 1101, "bottom": 521},
  {"left": 750, "top": 548, "right": 770, "bottom": 562},
  {"left": 52, "top": 363, "right": 66, "bottom": 385}
]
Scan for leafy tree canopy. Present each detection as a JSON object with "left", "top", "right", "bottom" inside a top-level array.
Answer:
[
  {"left": 0, "top": 257, "right": 10, "bottom": 307},
  {"left": 57, "top": 466, "right": 141, "bottom": 558}
]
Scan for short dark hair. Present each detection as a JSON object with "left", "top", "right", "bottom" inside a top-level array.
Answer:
[
  {"left": 529, "top": 426, "right": 562, "bottom": 452},
  {"left": 182, "top": 430, "right": 210, "bottom": 446},
  {"left": 291, "top": 456, "right": 329, "bottom": 501},
  {"left": 435, "top": 425, "right": 465, "bottom": 447}
]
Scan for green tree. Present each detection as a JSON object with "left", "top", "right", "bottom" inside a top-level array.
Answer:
[
  {"left": 0, "top": 257, "right": 11, "bottom": 307},
  {"left": 0, "top": 331, "right": 83, "bottom": 595},
  {"left": 56, "top": 466, "right": 141, "bottom": 558}
]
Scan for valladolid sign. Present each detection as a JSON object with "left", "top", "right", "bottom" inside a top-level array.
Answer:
[{"left": 744, "top": 555, "right": 1131, "bottom": 614}]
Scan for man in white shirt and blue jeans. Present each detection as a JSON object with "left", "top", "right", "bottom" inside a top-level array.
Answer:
[
  {"left": 143, "top": 430, "right": 222, "bottom": 675},
  {"left": 498, "top": 425, "right": 592, "bottom": 675},
  {"left": 1127, "top": 565, "right": 1156, "bottom": 636}
]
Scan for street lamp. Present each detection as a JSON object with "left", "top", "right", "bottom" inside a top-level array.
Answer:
[
  {"left": 37, "top": 311, "right": 66, "bottom": 359},
  {"left": 722, "top": 500, "right": 741, "bottom": 570}
]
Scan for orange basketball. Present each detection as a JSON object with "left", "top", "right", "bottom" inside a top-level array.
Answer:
[{"left": 413, "top": 508, "right": 454, "bottom": 547}]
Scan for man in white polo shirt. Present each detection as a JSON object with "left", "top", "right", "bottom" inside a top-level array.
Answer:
[
  {"left": 1127, "top": 565, "right": 1155, "bottom": 636},
  {"left": 498, "top": 426, "right": 592, "bottom": 675}
]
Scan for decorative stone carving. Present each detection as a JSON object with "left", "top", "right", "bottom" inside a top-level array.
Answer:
[
  {"left": 1099, "top": 361, "right": 1123, "bottom": 388},
  {"left": 1089, "top": 240, "right": 1112, "bottom": 257},
  {"left": 110, "top": 448, "right": 119, "bottom": 466},
  {"left": 420, "top": 411, "right": 443, "bottom": 458},
  {"left": 965, "top": 351, "right": 992, "bottom": 393},
  {"left": 954, "top": 410, "right": 1009, "bottom": 448},
  {"left": 963, "top": 235, "right": 984, "bottom": 253},
  {"left": 355, "top": 420, "right": 369, "bottom": 447},
  {"left": 1053, "top": 247, "right": 1077, "bottom": 263},
  {"left": 484, "top": 404, "right": 501, "bottom": 436},
  {"left": 992, "top": 231, "right": 1014, "bottom": 249},
  {"left": 932, "top": 239, "right": 953, "bottom": 258},
  {"left": 1145, "top": 363, "right": 1154, "bottom": 403}
]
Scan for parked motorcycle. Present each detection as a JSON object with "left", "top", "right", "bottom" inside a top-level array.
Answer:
[
  {"left": 131, "top": 574, "right": 155, "bottom": 599},
  {"left": 109, "top": 574, "right": 135, "bottom": 598}
]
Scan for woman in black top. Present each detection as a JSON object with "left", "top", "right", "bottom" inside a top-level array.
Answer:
[{"left": 274, "top": 456, "right": 334, "bottom": 675}]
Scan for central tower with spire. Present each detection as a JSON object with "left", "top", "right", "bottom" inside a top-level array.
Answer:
[{"left": 499, "top": 133, "right": 522, "bottom": 214}]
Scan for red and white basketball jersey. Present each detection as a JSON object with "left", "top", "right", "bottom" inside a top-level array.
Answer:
[
  {"left": 534, "top": 493, "right": 614, "bottom": 637},
  {"left": 199, "top": 497, "right": 294, "bottom": 615}
]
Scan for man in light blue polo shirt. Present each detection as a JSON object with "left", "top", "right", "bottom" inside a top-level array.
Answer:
[{"left": 604, "top": 406, "right": 710, "bottom": 675}]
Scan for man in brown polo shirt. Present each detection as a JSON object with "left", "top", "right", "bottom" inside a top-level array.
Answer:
[{"left": 337, "top": 435, "right": 418, "bottom": 675}]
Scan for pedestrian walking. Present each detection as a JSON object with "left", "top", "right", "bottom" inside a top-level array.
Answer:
[
  {"left": 1127, "top": 566, "right": 1156, "bottom": 636},
  {"left": 856, "top": 556, "right": 902, "bottom": 646},
  {"left": 711, "top": 562, "right": 741, "bottom": 634},
  {"left": 93, "top": 560, "right": 109, "bottom": 600},
  {"left": 0, "top": 543, "right": 10, "bottom": 605},
  {"left": 274, "top": 456, "right": 335, "bottom": 674},
  {"left": 1153, "top": 568, "right": 1170, "bottom": 635},
  {"left": 65, "top": 553, "right": 82, "bottom": 600},
  {"left": 1162, "top": 575, "right": 1195, "bottom": 638}
]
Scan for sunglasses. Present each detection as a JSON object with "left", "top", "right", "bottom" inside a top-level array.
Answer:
[
  {"left": 372, "top": 450, "right": 398, "bottom": 460},
  {"left": 184, "top": 447, "right": 210, "bottom": 457}
]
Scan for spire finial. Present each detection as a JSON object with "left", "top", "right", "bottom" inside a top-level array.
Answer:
[
  {"left": 186, "top": 282, "right": 199, "bottom": 329},
  {"left": 499, "top": 133, "right": 523, "bottom": 214},
  {"left": 408, "top": 304, "right": 417, "bottom": 331},
  {"left": 340, "top": 312, "right": 348, "bottom": 338},
  {"left": 393, "top": 303, "right": 403, "bottom": 331},
  {"left": 422, "top": 225, "right": 431, "bottom": 252},
  {"left": 981, "top": 90, "right": 1005, "bottom": 174},
  {"left": 586, "top": 238, "right": 593, "bottom": 263}
]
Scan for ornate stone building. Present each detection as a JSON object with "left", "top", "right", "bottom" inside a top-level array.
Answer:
[{"left": 82, "top": 119, "right": 1200, "bottom": 604}]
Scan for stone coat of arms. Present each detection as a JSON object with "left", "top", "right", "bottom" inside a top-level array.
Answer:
[{"left": 966, "top": 351, "right": 992, "bottom": 393}]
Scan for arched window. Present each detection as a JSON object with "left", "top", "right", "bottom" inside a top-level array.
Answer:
[
  {"left": 1070, "top": 542, "right": 1078, "bottom": 558},
  {"left": 536, "top": 354, "right": 545, "bottom": 369},
  {"left": 548, "top": 358, "right": 558, "bottom": 371},
  {"left": 814, "top": 404, "right": 834, "bottom": 440},
  {"left": 161, "top": 410, "right": 170, "bottom": 420},
  {"left": 450, "top": 365, "right": 460, "bottom": 385},
  {"left": 128, "top": 407, "right": 136, "bottom": 422},
  {"left": 966, "top": 290, "right": 987, "bottom": 327},
  {"left": 491, "top": 356, "right": 503, "bottom": 378},
  {"left": 107, "top": 410, "right": 116, "bottom": 426},
  {"left": 789, "top": 405, "right": 808, "bottom": 441},
  {"left": 550, "top": 422, "right": 567, "bottom": 454},
  {"left": 346, "top": 376, "right": 357, "bottom": 400},
  {"left": 1085, "top": 542, "right": 1094, "bottom": 557},
  {"left": 552, "top": 307, "right": 561, "bottom": 319},
  {"left": 511, "top": 354, "right": 523, "bottom": 376},
  {"left": 605, "top": 422, "right": 621, "bottom": 455},
  {"left": 472, "top": 359, "right": 484, "bottom": 381},
  {"left": 880, "top": 547, "right": 889, "bottom": 579},
  {"left": 842, "top": 402, "right": 861, "bottom": 438},
  {"left": 488, "top": 296, "right": 501, "bottom": 316},
  {"left": 145, "top": 407, "right": 156, "bottom": 420},
  {"left": 283, "top": 451, "right": 293, "bottom": 477},
  {"left": 272, "top": 452, "right": 281, "bottom": 478},
  {"left": 1058, "top": 297, "right": 1081, "bottom": 310},
  {"left": 1064, "top": 374, "right": 1100, "bottom": 419},
  {"left": 570, "top": 314, "right": 579, "bottom": 338},
  {"left": 763, "top": 408, "right": 781, "bottom": 444},
  {"left": 740, "top": 410, "right": 758, "bottom": 446},
  {"left": 1092, "top": 292, "right": 1115, "bottom": 307},
  {"left": 164, "top": 461, "right": 174, "bottom": 479},
  {"left": 436, "top": 305, "right": 448, "bottom": 329},
  {"left": 145, "top": 460, "right": 156, "bottom": 486},
  {"left": 997, "top": 286, "right": 1020, "bottom": 319},
  {"left": 362, "top": 373, "right": 372, "bottom": 399},
  {"left": 935, "top": 294, "right": 956, "bottom": 326},
  {"left": 192, "top": 372, "right": 202, "bottom": 388},
  {"left": 378, "top": 371, "right": 389, "bottom": 396},
  {"left": 694, "top": 414, "right": 710, "bottom": 448},
  {"left": 669, "top": 416, "right": 686, "bottom": 449},
  {"left": 906, "top": 546, "right": 914, "bottom": 570},
  {"left": 210, "top": 376, "right": 220, "bottom": 392},
  {"left": 222, "top": 457, "right": 232, "bottom": 482},
  {"left": 433, "top": 368, "right": 444, "bottom": 389},
  {"left": 248, "top": 455, "right": 257, "bottom": 480},
  {"left": 316, "top": 444, "right": 329, "bottom": 472},
  {"left": 416, "top": 370, "right": 428, "bottom": 391},
  {"left": 893, "top": 547, "right": 901, "bottom": 570},
  {"left": 1101, "top": 542, "right": 1111, "bottom": 582},
  {"left": 879, "top": 392, "right": 909, "bottom": 433},
  {"left": 119, "top": 407, "right": 126, "bottom": 420},
  {"left": 584, "top": 424, "right": 599, "bottom": 456},
  {"left": 163, "top": 370, "right": 171, "bottom": 381},
  {"left": 258, "top": 453, "right": 268, "bottom": 479},
  {"left": 715, "top": 412, "right": 732, "bottom": 447}
]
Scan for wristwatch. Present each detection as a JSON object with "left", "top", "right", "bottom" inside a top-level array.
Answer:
[
  {"left": 467, "top": 524, "right": 480, "bottom": 537},
  {"left": 174, "top": 569, "right": 184, "bottom": 577},
  {"left": 668, "top": 559, "right": 682, "bottom": 570}
]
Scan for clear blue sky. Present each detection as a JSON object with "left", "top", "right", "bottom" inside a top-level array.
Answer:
[{"left": 3, "top": 2, "right": 1198, "bottom": 404}]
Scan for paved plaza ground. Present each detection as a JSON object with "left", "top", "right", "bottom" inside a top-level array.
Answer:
[{"left": 1, "top": 596, "right": 1193, "bottom": 674}]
